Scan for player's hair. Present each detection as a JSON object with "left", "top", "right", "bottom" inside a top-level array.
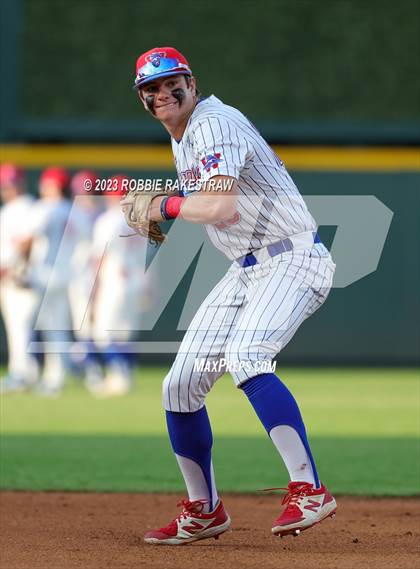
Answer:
[{"left": 185, "top": 75, "right": 200, "bottom": 98}]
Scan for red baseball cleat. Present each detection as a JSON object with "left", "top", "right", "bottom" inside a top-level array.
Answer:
[
  {"left": 144, "top": 499, "right": 231, "bottom": 545},
  {"left": 271, "top": 481, "right": 337, "bottom": 537}
]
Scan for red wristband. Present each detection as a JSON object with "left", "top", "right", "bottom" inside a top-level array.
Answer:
[{"left": 165, "top": 196, "right": 184, "bottom": 219}]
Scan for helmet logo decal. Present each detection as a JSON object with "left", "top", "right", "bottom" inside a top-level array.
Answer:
[{"left": 146, "top": 51, "right": 167, "bottom": 68}]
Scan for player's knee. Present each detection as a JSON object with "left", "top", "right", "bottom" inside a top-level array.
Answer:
[
  {"left": 161, "top": 356, "right": 197, "bottom": 411},
  {"left": 162, "top": 371, "right": 179, "bottom": 410},
  {"left": 224, "top": 341, "right": 251, "bottom": 366},
  {"left": 226, "top": 337, "right": 276, "bottom": 364},
  {"left": 162, "top": 356, "right": 215, "bottom": 412},
  {"left": 224, "top": 340, "right": 276, "bottom": 384}
]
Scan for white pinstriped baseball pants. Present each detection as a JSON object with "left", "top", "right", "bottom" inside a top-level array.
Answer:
[{"left": 163, "top": 243, "right": 335, "bottom": 412}]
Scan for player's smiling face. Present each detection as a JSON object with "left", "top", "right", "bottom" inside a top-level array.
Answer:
[{"left": 138, "top": 75, "right": 197, "bottom": 126}]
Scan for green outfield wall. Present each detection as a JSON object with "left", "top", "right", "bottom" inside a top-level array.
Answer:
[{"left": 1, "top": 0, "right": 419, "bottom": 143}]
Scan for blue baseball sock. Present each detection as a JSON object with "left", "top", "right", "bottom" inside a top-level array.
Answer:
[
  {"left": 166, "top": 406, "right": 216, "bottom": 509},
  {"left": 241, "top": 373, "right": 319, "bottom": 487},
  {"left": 103, "top": 342, "right": 133, "bottom": 367}
]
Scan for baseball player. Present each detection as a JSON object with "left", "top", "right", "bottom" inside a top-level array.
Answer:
[
  {"left": 25, "top": 167, "right": 79, "bottom": 396},
  {"left": 90, "top": 175, "right": 150, "bottom": 396},
  {"left": 0, "top": 164, "right": 38, "bottom": 392},
  {"left": 68, "top": 170, "right": 104, "bottom": 390},
  {"left": 127, "top": 47, "right": 337, "bottom": 544}
]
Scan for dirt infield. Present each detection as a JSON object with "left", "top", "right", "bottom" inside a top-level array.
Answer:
[{"left": 0, "top": 492, "right": 418, "bottom": 569}]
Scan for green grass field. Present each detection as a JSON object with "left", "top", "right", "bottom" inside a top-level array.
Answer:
[{"left": 1, "top": 367, "right": 418, "bottom": 495}]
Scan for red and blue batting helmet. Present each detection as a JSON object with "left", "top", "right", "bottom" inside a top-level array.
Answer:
[
  {"left": 40, "top": 166, "right": 70, "bottom": 190},
  {"left": 0, "top": 163, "right": 24, "bottom": 186},
  {"left": 134, "top": 47, "right": 192, "bottom": 89},
  {"left": 71, "top": 170, "right": 98, "bottom": 195}
]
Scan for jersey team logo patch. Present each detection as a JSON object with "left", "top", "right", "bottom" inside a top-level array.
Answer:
[{"left": 201, "top": 153, "right": 223, "bottom": 172}]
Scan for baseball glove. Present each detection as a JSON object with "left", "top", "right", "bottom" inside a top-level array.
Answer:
[{"left": 120, "top": 190, "right": 167, "bottom": 245}]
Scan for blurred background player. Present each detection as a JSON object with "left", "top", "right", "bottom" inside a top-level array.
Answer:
[
  {"left": 23, "top": 167, "right": 80, "bottom": 396},
  {"left": 90, "top": 175, "right": 151, "bottom": 397},
  {"left": 0, "top": 163, "right": 38, "bottom": 392},
  {"left": 68, "top": 170, "right": 104, "bottom": 390}
]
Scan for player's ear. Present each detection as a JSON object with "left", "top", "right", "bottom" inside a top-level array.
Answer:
[
  {"left": 189, "top": 76, "right": 197, "bottom": 94},
  {"left": 184, "top": 75, "right": 196, "bottom": 95}
]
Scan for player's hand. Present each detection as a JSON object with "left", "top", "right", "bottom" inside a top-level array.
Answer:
[{"left": 148, "top": 195, "right": 167, "bottom": 222}]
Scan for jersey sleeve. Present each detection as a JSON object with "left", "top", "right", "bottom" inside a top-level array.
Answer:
[{"left": 192, "top": 116, "right": 248, "bottom": 182}]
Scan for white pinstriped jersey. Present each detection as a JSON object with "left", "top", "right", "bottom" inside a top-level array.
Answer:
[{"left": 171, "top": 95, "right": 317, "bottom": 260}]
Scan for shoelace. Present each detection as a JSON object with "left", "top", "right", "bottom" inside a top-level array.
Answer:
[
  {"left": 176, "top": 499, "right": 208, "bottom": 518},
  {"left": 261, "top": 482, "right": 313, "bottom": 508},
  {"left": 158, "top": 499, "right": 209, "bottom": 533}
]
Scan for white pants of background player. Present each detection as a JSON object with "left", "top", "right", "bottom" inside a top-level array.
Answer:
[
  {"left": 0, "top": 280, "right": 38, "bottom": 384},
  {"left": 68, "top": 270, "right": 105, "bottom": 389},
  {"left": 92, "top": 280, "right": 143, "bottom": 393},
  {"left": 34, "top": 285, "right": 72, "bottom": 391}
]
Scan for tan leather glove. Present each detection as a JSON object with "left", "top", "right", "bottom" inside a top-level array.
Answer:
[{"left": 120, "top": 190, "right": 167, "bottom": 245}]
